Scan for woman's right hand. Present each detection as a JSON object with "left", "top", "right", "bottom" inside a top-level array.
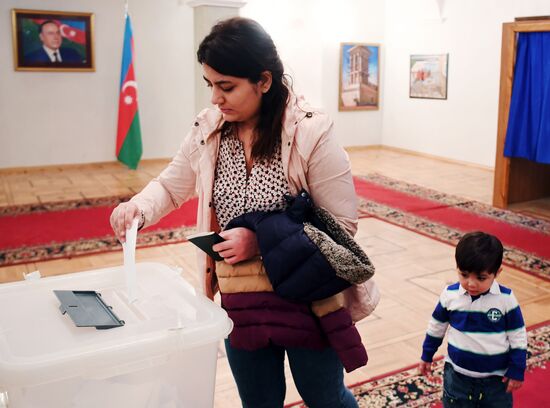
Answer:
[{"left": 110, "top": 202, "right": 141, "bottom": 243}]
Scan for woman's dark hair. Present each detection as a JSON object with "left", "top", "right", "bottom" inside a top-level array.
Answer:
[
  {"left": 197, "top": 17, "right": 290, "bottom": 159},
  {"left": 455, "top": 231, "right": 503, "bottom": 275}
]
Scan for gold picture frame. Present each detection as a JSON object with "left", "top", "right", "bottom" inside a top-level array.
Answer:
[
  {"left": 12, "top": 8, "right": 95, "bottom": 72},
  {"left": 338, "top": 43, "right": 380, "bottom": 111}
]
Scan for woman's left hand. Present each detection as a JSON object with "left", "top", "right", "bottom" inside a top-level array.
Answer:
[{"left": 213, "top": 227, "right": 260, "bottom": 265}]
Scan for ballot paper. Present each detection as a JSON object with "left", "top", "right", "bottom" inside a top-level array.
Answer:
[{"left": 122, "top": 218, "right": 139, "bottom": 303}]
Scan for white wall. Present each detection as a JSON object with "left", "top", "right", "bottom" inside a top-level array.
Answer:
[
  {"left": 4, "top": 0, "right": 550, "bottom": 169},
  {"left": 0, "top": 0, "right": 194, "bottom": 168},
  {"left": 241, "top": 0, "right": 385, "bottom": 147},
  {"left": 382, "top": 0, "right": 550, "bottom": 167}
]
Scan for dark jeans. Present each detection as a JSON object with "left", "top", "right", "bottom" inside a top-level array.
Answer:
[
  {"left": 442, "top": 363, "right": 513, "bottom": 408},
  {"left": 224, "top": 339, "right": 358, "bottom": 408}
]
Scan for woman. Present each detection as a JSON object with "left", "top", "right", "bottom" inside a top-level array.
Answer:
[{"left": 111, "top": 17, "right": 370, "bottom": 408}]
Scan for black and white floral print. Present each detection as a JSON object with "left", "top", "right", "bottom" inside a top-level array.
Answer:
[{"left": 213, "top": 130, "right": 289, "bottom": 230}]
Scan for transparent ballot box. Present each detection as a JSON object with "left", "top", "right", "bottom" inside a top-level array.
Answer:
[{"left": 0, "top": 262, "right": 232, "bottom": 408}]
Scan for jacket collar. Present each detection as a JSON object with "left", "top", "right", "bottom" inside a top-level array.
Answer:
[
  {"left": 281, "top": 93, "right": 312, "bottom": 144},
  {"left": 458, "top": 280, "right": 500, "bottom": 296}
]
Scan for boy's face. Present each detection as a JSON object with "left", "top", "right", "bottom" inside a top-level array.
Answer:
[{"left": 457, "top": 268, "right": 500, "bottom": 296}]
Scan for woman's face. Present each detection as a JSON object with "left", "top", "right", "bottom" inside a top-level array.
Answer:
[{"left": 202, "top": 64, "right": 265, "bottom": 126}]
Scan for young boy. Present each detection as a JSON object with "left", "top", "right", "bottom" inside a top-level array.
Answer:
[{"left": 419, "top": 231, "right": 527, "bottom": 407}]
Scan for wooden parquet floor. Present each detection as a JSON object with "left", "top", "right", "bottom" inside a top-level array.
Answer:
[{"left": 1, "top": 147, "right": 549, "bottom": 407}]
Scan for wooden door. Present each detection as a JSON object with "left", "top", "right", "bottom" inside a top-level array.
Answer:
[{"left": 493, "top": 20, "right": 550, "bottom": 208}]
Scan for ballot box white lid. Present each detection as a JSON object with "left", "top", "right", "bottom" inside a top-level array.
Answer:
[{"left": 0, "top": 262, "right": 232, "bottom": 387}]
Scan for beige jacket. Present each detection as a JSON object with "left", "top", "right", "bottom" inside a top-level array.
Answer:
[{"left": 131, "top": 94, "right": 372, "bottom": 322}]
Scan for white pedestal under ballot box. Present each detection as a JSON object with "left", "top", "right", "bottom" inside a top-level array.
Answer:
[{"left": 0, "top": 262, "right": 232, "bottom": 408}]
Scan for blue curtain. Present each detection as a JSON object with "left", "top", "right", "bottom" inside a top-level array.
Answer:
[{"left": 504, "top": 32, "right": 550, "bottom": 164}]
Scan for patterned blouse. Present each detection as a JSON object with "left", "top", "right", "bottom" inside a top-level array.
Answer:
[{"left": 213, "top": 129, "right": 289, "bottom": 230}]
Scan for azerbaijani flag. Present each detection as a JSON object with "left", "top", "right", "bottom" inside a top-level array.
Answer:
[{"left": 116, "top": 14, "right": 142, "bottom": 169}]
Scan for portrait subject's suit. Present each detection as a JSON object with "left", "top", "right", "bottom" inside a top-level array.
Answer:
[{"left": 24, "top": 46, "right": 83, "bottom": 64}]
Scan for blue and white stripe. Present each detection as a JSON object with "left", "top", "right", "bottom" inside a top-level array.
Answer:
[{"left": 421, "top": 281, "right": 527, "bottom": 380}]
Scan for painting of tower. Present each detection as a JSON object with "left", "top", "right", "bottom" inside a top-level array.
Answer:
[{"left": 339, "top": 43, "right": 379, "bottom": 110}]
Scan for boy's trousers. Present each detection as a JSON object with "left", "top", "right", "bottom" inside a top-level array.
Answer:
[{"left": 442, "top": 363, "right": 513, "bottom": 408}]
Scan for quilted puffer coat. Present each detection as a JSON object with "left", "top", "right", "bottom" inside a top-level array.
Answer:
[
  {"left": 219, "top": 191, "right": 375, "bottom": 372},
  {"left": 225, "top": 190, "right": 375, "bottom": 302}
]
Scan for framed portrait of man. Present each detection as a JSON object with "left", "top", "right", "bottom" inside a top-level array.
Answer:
[{"left": 11, "top": 9, "right": 95, "bottom": 72}]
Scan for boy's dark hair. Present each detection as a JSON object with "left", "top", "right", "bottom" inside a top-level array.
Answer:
[
  {"left": 455, "top": 231, "right": 503, "bottom": 275},
  {"left": 197, "top": 17, "right": 290, "bottom": 160}
]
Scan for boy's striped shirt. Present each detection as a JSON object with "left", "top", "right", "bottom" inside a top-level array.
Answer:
[{"left": 421, "top": 281, "right": 527, "bottom": 380}]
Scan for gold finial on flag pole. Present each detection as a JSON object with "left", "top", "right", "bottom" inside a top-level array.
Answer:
[{"left": 124, "top": 0, "right": 129, "bottom": 18}]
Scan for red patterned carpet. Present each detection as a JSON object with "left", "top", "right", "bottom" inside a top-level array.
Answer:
[
  {"left": 285, "top": 320, "right": 550, "bottom": 407},
  {"left": 1, "top": 174, "right": 549, "bottom": 280},
  {"left": 0, "top": 195, "right": 198, "bottom": 266},
  {"left": 355, "top": 174, "right": 550, "bottom": 280}
]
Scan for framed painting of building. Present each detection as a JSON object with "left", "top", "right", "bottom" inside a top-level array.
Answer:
[
  {"left": 339, "top": 43, "right": 380, "bottom": 111},
  {"left": 12, "top": 8, "right": 95, "bottom": 72},
  {"left": 409, "top": 54, "right": 448, "bottom": 99}
]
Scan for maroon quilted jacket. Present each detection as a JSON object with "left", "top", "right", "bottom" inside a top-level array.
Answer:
[{"left": 217, "top": 259, "right": 368, "bottom": 373}]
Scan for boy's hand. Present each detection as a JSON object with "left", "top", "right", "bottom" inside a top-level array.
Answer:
[
  {"left": 418, "top": 361, "right": 432, "bottom": 376},
  {"left": 502, "top": 377, "right": 523, "bottom": 393}
]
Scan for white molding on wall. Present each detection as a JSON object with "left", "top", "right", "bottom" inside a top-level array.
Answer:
[
  {"left": 186, "top": 0, "right": 247, "bottom": 8},
  {"left": 417, "top": 0, "right": 446, "bottom": 23},
  {"left": 434, "top": 0, "right": 446, "bottom": 22},
  {"left": 435, "top": 0, "right": 446, "bottom": 18}
]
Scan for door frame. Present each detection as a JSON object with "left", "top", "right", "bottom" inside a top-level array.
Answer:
[{"left": 493, "top": 20, "right": 550, "bottom": 208}]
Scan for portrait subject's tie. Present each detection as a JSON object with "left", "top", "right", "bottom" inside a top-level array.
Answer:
[{"left": 53, "top": 51, "right": 60, "bottom": 62}]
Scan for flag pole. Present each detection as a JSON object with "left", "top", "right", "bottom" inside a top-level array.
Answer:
[{"left": 124, "top": 0, "right": 129, "bottom": 18}]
